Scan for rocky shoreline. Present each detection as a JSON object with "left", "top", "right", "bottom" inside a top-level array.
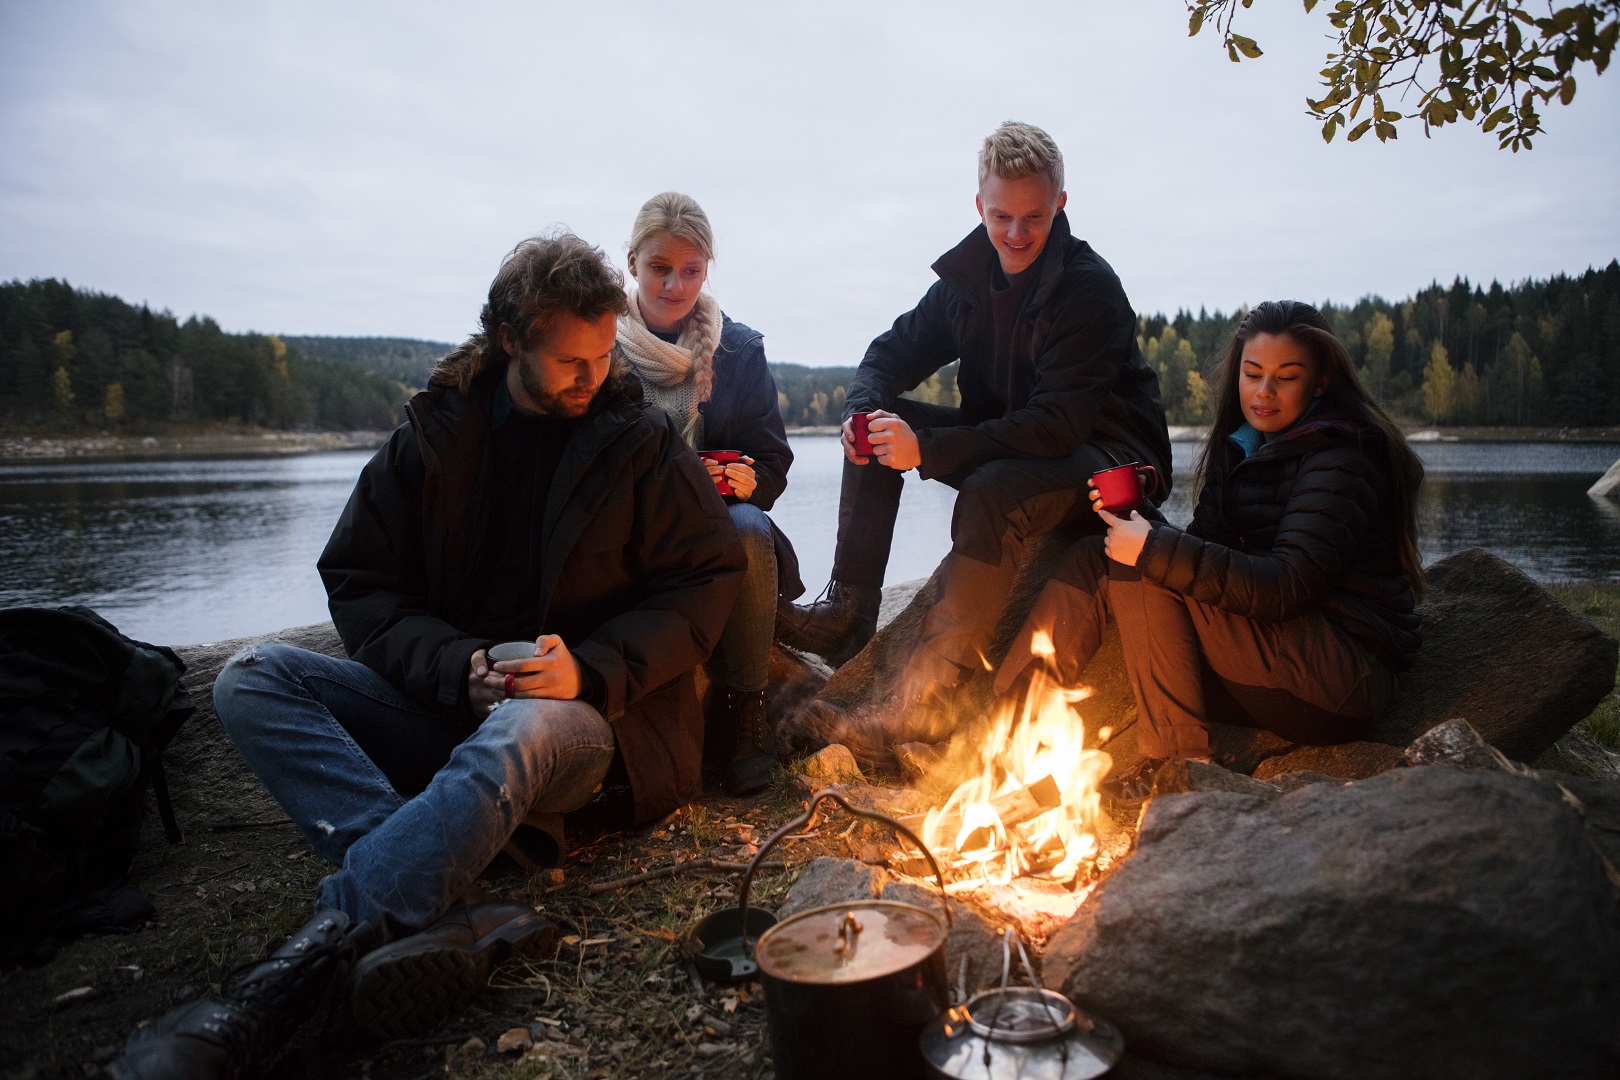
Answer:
[{"left": 0, "top": 430, "right": 390, "bottom": 462}]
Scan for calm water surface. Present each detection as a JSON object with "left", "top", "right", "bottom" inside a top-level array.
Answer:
[{"left": 2, "top": 437, "right": 1615, "bottom": 646}]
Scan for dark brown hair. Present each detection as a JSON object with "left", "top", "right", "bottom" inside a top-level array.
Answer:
[
  {"left": 1196, "top": 299, "right": 1426, "bottom": 594},
  {"left": 430, "top": 230, "right": 629, "bottom": 392}
]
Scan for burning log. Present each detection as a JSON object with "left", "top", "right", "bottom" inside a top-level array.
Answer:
[{"left": 897, "top": 775, "right": 1062, "bottom": 854}]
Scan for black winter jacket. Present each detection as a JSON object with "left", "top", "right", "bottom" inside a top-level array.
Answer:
[
  {"left": 844, "top": 212, "right": 1171, "bottom": 488},
  {"left": 318, "top": 368, "right": 746, "bottom": 824},
  {"left": 1137, "top": 409, "right": 1421, "bottom": 669}
]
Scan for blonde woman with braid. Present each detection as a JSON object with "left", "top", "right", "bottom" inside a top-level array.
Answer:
[{"left": 617, "top": 192, "right": 801, "bottom": 795}]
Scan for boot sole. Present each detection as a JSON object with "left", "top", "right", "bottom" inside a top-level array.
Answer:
[{"left": 352, "top": 914, "right": 557, "bottom": 1040}]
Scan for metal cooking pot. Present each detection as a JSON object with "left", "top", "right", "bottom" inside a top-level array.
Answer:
[
  {"left": 737, "top": 789, "right": 954, "bottom": 1080},
  {"left": 919, "top": 927, "right": 1123, "bottom": 1080}
]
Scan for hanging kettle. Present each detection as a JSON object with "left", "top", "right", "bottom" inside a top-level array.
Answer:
[{"left": 919, "top": 926, "right": 1124, "bottom": 1080}]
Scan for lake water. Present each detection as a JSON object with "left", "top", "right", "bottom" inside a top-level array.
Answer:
[{"left": 2, "top": 436, "right": 1616, "bottom": 647}]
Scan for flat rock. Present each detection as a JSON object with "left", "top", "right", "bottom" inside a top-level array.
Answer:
[
  {"left": 1150, "top": 759, "right": 1280, "bottom": 800},
  {"left": 1534, "top": 727, "right": 1620, "bottom": 782},
  {"left": 1043, "top": 766, "right": 1620, "bottom": 1080},
  {"left": 799, "top": 744, "right": 863, "bottom": 785},
  {"left": 1402, "top": 717, "right": 1509, "bottom": 770},
  {"left": 1372, "top": 548, "right": 1618, "bottom": 760},
  {"left": 1589, "top": 455, "right": 1620, "bottom": 498},
  {"left": 775, "top": 857, "right": 889, "bottom": 920},
  {"left": 1251, "top": 740, "right": 1406, "bottom": 782}
]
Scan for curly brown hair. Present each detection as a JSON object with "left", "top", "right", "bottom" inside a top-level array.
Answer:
[{"left": 431, "top": 230, "right": 629, "bottom": 392}]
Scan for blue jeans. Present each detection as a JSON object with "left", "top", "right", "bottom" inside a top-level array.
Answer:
[
  {"left": 213, "top": 643, "right": 614, "bottom": 938},
  {"left": 706, "top": 502, "right": 777, "bottom": 693}
]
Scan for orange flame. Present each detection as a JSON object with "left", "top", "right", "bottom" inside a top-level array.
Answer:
[{"left": 921, "top": 631, "right": 1111, "bottom": 887}]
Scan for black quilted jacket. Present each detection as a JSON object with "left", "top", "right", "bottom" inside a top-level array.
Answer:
[{"left": 1137, "top": 409, "right": 1421, "bottom": 669}]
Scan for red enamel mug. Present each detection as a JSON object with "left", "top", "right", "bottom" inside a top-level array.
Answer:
[
  {"left": 704, "top": 450, "right": 742, "bottom": 496},
  {"left": 850, "top": 412, "right": 875, "bottom": 458},
  {"left": 1091, "top": 462, "right": 1160, "bottom": 514}
]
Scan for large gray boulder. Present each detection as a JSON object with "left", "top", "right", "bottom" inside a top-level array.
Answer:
[
  {"left": 1042, "top": 766, "right": 1620, "bottom": 1080},
  {"left": 1371, "top": 547, "right": 1618, "bottom": 759}
]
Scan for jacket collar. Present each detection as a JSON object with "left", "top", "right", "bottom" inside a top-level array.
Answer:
[
  {"left": 1227, "top": 401, "right": 1362, "bottom": 463},
  {"left": 931, "top": 210, "right": 1076, "bottom": 309}
]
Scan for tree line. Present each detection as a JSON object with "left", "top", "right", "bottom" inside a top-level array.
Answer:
[
  {"left": 0, "top": 280, "right": 407, "bottom": 432},
  {"left": 7, "top": 264, "right": 1616, "bottom": 435}
]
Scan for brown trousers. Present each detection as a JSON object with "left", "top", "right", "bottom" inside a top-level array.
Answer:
[{"left": 997, "top": 535, "right": 1396, "bottom": 759}]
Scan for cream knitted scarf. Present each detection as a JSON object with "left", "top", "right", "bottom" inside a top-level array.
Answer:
[{"left": 616, "top": 292, "right": 722, "bottom": 447}]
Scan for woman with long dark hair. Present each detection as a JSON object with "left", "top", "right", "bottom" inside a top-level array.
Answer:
[{"left": 996, "top": 300, "right": 1425, "bottom": 800}]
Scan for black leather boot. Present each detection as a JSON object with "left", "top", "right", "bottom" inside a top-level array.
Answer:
[
  {"left": 109, "top": 909, "right": 370, "bottom": 1080},
  {"left": 702, "top": 682, "right": 736, "bottom": 789},
  {"left": 721, "top": 688, "right": 777, "bottom": 795},
  {"left": 776, "top": 581, "right": 882, "bottom": 667},
  {"left": 349, "top": 901, "right": 557, "bottom": 1040}
]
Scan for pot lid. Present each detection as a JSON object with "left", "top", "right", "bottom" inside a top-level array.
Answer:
[{"left": 755, "top": 900, "right": 946, "bottom": 985}]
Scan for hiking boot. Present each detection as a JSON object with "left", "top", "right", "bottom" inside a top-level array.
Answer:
[
  {"left": 721, "top": 688, "right": 778, "bottom": 795},
  {"left": 701, "top": 682, "right": 736, "bottom": 790},
  {"left": 1100, "top": 758, "right": 1168, "bottom": 808},
  {"left": 109, "top": 909, "right": 369, "bottom": 1080},
  {"left": 776, "top": 581, "right": 882, "bottom": 667},
  {"left": 349, "top": 901, "right": 557, "bottom": 1040}
]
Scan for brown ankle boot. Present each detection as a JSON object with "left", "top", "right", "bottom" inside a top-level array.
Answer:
[{"left": 776, "top": 581, "right": 882, "bottom": 667}]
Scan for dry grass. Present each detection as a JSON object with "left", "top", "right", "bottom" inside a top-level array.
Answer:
[{"left": 1550, "top": 581, "right": 1620, "bottom": 751}]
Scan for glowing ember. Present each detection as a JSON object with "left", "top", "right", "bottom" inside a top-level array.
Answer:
[{"left": 920, "top": 630, "right": 1112, "bottom": 888}]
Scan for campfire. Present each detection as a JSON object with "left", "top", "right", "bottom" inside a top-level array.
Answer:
[{"left": 906, "top": 631, "right": 1114, "bottom": 933}]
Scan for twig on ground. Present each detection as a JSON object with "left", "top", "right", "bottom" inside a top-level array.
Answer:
[
  {"left": 585, "top": 859, "right": 788, "bottom": 896},
  {"left": 208, "top": 819, "right": 296, "bottom": 832}
]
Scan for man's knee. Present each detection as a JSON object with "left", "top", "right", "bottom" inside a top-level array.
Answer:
[
  {"left": 213, "top": 642, "right": 305, "bottom": 728},
  {"left": 480, "top": 698, "right": 613, "bottom": 752}
]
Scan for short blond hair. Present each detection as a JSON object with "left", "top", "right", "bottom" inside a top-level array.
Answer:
[
  {"left": 978, "top": 121, "right": 1064, "bottom": 194},
  {"left": 629, "top": 191, "right": 715, "bottom": 262}
]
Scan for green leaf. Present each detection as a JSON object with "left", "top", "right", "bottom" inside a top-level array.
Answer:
[
  {"left": 1188, "top": 7, "right": 1206, "bottom": 37},
  {"left": 1322, "top": 118, "right": 1338, "bottom": 142},
  {"left": 1232, "top": 33, "right": 1264, "bottom": 59},
  {"left": 1305, "top": 0, "right": 1321, "bottom": 11},
  {"left": 1560, "top": 75, "right": 1577, "bottom": 105},
  {"left": 1348, "top": 118, "right": 1374, "bottom": 141},
  {"left": 1228, "top": 42, "right": 1241, "bottom": 62}
]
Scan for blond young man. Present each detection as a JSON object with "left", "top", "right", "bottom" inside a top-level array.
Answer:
[{"left": 780, "top": 121, "right": 1171, "bottom": 750}]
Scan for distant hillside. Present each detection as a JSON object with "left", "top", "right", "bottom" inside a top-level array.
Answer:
[
  {"left": 282, "top": 335, "right": 453, "bottom": 389},
  {"left": 0, "top": 280, "right": 408, "bottom": 432}
]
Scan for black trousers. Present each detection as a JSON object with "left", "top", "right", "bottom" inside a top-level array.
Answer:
[
  {"left": 997, "top": 536, "right": 1396, "bottom": 757},
  {"left": 831, "top": 399, "right": 1115, "bottom": 680}
]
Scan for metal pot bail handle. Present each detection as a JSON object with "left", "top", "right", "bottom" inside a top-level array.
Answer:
[{"left": 737, "top": 786, "right": 953, "bottom": 958}]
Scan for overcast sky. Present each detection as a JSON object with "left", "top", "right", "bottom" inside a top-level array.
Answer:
[{"left": 2, "top": 0, "right": 1616, "bottom": 366}]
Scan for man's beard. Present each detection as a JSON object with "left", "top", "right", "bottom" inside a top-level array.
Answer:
[{"left": 518, "top": 362, "right": 598, "bottom": 418}]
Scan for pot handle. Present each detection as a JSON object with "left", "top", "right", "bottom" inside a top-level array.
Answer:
[{"left": 737, "top": 786, "right": 952, "bottom": 958}]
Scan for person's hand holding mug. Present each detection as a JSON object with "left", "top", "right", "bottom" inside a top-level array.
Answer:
[
  {"left": 467, "top": 634, "right": 583, "bottom": 717},
  {"left": 702, "top": 454, "right": 757, "bottom": 501},
  {"left": 841, "top": 414, "right": 870, "bottom": 465},
  {"left": 866, "top": 410, "right": 920, "bottom": 472},
  {"left": 1090, "top": 479, "right": 1153, "bottom": 566}
]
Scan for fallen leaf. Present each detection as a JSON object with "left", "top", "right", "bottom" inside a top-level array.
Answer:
[
  {"left": 53, "top": 987, "right": 94, "bottom": 1007},
  {"left": 496, "top": 1027, "right": 532, "bottom": 1054}
]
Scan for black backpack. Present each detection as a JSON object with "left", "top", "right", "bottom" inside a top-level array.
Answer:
[{"left": 0, "top": 606, "right": 194, "bottom": 966}]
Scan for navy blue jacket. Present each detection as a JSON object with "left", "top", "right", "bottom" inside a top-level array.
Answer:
[{"left": 635, "top": 314, "right": 804, "bottom": 601}]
